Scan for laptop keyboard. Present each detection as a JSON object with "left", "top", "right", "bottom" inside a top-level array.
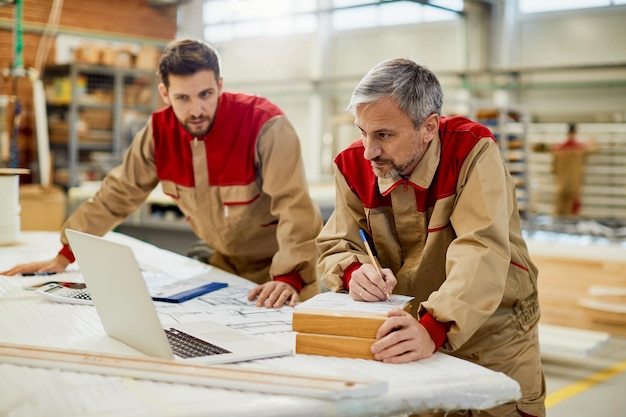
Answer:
[{"left": 164, "top": 328, "right": 231, "bottom": 358}]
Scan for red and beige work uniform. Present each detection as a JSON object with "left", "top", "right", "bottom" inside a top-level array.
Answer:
[
  {"left": 317, "top": 116, "right": 546, "bottom": 416},
  {"left": 58, "top": 92, "right": 323, "bottom": 300},
  {"left": 552, "top": 139, "right": 592, "bottom": 216}
]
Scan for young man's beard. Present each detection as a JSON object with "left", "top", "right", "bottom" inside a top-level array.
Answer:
[{"left": 182, "top": 116, "right": 212, "bottom": 137}]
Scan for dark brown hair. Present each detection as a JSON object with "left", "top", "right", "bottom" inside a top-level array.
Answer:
[
  {"left": 158, "top": 38, "right": 221, "bottom": 88},
  {"left": 567, "top": 123, "right": 577, "bottom": 135}
]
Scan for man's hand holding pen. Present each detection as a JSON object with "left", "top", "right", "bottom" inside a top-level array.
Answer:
[
  {"left": 349, "top": 264, "right": 397, "bottom": 302},
  {"left": 352, "top": 229, "right": 396, "bottom": 302}
]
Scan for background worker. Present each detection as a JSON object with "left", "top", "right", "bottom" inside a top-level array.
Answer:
[
  {"left": 552, "top": 123, "right": 598, "bottom": 217},
  {"left": 2, "top": 38, "right": 323, "bottom": 308},
  {"left": 316, "top": 58, "right": 545, "bottom": 416}
]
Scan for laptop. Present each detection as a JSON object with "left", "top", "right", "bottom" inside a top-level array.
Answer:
[{"left": 65, "top": 229, "right": 293, "bottom": 365}]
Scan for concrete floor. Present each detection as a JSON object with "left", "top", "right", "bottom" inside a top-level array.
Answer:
[{"left": 544, "top": 335, "right": 626, "bottom": 417}]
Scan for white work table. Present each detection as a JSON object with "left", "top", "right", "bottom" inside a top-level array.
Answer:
[{"left": 0, "top": 232, "right": 520, "bottom": 417}]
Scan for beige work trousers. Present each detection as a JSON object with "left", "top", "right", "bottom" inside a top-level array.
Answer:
[
  {"left": 554, "top": 188, "right": 580, "bottom": 217},
  {"left": 411, "top": 315, "right": 546, "bottom": 417}
]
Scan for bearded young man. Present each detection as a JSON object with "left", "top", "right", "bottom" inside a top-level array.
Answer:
[{"left": 3, "top": 39, "right": 323, "bottom": 308}]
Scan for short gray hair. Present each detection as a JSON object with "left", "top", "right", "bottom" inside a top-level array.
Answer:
[{"left": 347, "top": 58, "right": 443, "bottom": 128}]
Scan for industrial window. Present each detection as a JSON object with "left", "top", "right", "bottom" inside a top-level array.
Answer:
[
  {"left": 203, "top": 0, "right": 317, "bottom": 43},
  {"left": 519, "top": 0, "right": 625, "bottom": 13},
  {"left": 202, "top": 0, "right": 462, "bottom": 43},
  {"left": 331, "top": 0, "right": 461, "bottom": 31}
]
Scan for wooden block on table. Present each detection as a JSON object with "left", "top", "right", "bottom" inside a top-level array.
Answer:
[
  {"left": 292, "top": 308, "right": 387, "bottom": 339},
  {"left": 291, "top": 292, "right": 414, "bottom": 359},
  {"left": 295, "top": 332, "right": 376, "bottom": 360}
]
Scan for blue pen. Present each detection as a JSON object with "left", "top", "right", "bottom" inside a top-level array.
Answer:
[{"left": 359, "top": 229, "right": 390, "bottom": 301}]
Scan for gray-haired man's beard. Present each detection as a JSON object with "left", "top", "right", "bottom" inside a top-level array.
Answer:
[
  {"left": 371, "top": 158, "right": 412, "bottom": 179},
  {"left": 374, "top": 166, "right": 400, "bottom": 179}
]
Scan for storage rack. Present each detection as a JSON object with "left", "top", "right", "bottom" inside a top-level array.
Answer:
[
  {"left": 473, "top": 105, "right": 531, "bottom": 219},
  {"left": 527, "top": 123, "right": 626, "bottom": 220},
  {"left": 43, "top": 63, "right": 159, "bottom": 188}
]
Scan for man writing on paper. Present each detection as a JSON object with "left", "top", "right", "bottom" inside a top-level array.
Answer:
[
  {"left": 2, "top": 39, "right": 323, "bottom": 308},
  {"left": 316, "top": 58, "right": 545, "bottom": 417}
]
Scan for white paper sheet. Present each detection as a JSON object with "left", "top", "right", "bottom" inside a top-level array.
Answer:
[{"left": 295, "top": 290, "right": 414, "bottom": 314}]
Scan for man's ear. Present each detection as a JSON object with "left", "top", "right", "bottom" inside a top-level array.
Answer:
[
  {"left": 217, "top": 77, "right": 224, "bottom": 96},
  {"left": 158, "top": 83, "right": 169, "bottom": 105},
  {"left": 422, "top": 113, "right": 440, "bottom": 143}
]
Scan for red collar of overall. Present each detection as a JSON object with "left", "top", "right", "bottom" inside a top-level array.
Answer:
[
  {"left": 151, "top": 92, "right": 284, "bottom": 187},
  {"left": 334, "top": 115, "right": 495, "bottom": 212},
  {"left": 553, "top": 138, "right": 586, "bottom": 151}
]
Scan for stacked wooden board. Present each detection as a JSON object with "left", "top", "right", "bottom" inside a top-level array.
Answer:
[{"left": 292, "top": 292, "right": 413, "bottom": 360}]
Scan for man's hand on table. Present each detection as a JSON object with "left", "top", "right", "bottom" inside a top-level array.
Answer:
[{"left": 1, "top": 255, "right": 70, "bottom": 276}]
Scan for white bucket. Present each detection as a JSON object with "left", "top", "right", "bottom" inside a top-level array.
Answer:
[{"left": 0, "top": 174, "right": 21, "bottom": 244}]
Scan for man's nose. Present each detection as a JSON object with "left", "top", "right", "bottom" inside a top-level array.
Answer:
[
  {"left": 362, "top": 137, "right": 381, "bottom": 161},
  {"left": 189, "top": 99, "right": 204, "bottom": 117}
]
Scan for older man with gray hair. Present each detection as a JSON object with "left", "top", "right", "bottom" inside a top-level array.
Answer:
[{"left": 316, "top": 58, "right": 545, "bottom": 417}]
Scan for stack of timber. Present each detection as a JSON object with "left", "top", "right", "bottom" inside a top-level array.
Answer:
[
  {"left": 293, "top": 309, "right": 387, "bottom": 360},
  {"left": 578, "top": 286, "right": 626, "bottom": 326},
  {"left": 292, "top": 293, "right": 412, "bottom": 360}
]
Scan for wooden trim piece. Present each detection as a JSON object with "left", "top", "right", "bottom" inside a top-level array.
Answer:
[{"left": 0, "top": 342, "right": 387, "bottom": 400}]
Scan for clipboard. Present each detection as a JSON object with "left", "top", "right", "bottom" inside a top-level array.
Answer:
[
  {"left": 35, "top": 279, "right": 228, "bottom": 305},
  {"left": 150, "top": 279, "right": 228, "bottom": 303}
]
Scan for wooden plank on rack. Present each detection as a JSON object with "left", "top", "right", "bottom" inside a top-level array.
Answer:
[
  {"left": 539, "top": 323, "right": 610, "bottom": 359},
  {"left": 0, "top": 342, "right": 387, "bottom": 400},
  {"left": 532, "top": 251, "right": 626, "bottom": 337}
]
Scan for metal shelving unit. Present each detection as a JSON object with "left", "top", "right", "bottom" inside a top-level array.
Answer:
[
  {"left": 473, "top": 105, "right": 531, "bottom": 219},
  {"left": 43, "top": 63, "right": 159, "bottom": 188},
  {"left": 527, "top": 122, "right": 626, "bottom": 219}
]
